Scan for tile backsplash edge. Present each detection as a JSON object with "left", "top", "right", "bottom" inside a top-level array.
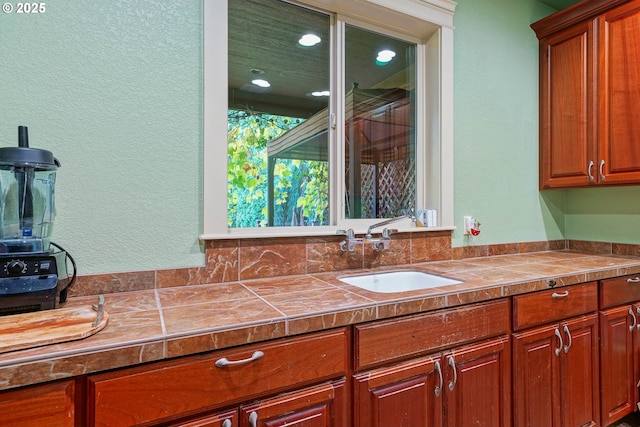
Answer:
[{"left": 69, "top": 236, "right": 638, "bottom": 297}]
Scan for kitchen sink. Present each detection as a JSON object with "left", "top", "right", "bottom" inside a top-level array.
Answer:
[{"left": 337, "top": 270, "right": 463, "bottom": 293}]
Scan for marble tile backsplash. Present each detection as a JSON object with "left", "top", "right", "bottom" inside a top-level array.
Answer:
[{"left": 68, "top": 233, "right": 638, "bottom": 298}]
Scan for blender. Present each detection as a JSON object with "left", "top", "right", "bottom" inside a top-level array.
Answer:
[{"left": 0, "top": 126, "right": 75, "bottom": 315}]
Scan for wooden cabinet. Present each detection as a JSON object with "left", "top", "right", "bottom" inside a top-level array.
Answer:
[
  {"left": 87, "top": 328, "right": 348, "bottom": 427},
  {"left": 513, "top": 314, "right": 599, "bottom": 427},
  {"left": 353, "top": 299, "right": 511, "bottom": 427},
  {"left": 0, "top": 379, "right": 77, "bottom": 427},
  {"left": 512, "top": 283, "right": 599, "bottom": 427},
  {"left": 238, "top": 379, "right": 346, "bottom": 427},
  {"left": 599, "top": 274, "right": 640, "bottom": 425},
  {"left": 532, "top": 0, "right": 640, "bottom": 189},
  {"left": 173, "top": 380, "right": 346, "bottom": 427}
]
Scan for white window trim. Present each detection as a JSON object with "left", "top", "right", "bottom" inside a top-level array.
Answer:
[{"left": 201, "top": 0, "right": 456, "bottom": 239}]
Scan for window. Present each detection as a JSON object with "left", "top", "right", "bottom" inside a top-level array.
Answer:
[{"left": 202, "top": 0, "right": 456, "bottom": 238}]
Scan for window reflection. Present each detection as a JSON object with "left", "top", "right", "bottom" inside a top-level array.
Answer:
[
  {"left": 344, "top": 25, "right": 417, "bottom": 220},
  {"left": 227, "top": 0, "right": 330, "bottom": 227}
]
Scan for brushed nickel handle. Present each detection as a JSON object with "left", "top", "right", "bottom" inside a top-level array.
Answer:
[
  {"left": 447, "top": 356, "right": 457, "bottom": 392},
  {"left": 629, "top": 308, "right": 637, "bottom": 332},
  {"left": 563, "top": 325, "right": 572, "bottom": 353},
  {"left": 215, "top": 351, "right": 264, "bottom": 368},
  {"left": 588, "top": 160, "right": 594, "bottom": 182},
  {"left": 628, "top": 277, "right": 640, "bottom": 283},
  {"left": 552, "top": 291, "right": 569, "bottom": 298},
  {"left": 434, "top": 360, "right": 443, "bottom": 397},
  {"left": 637, "top": 307, "right": 640, "bottom": 331},
  {"left": 248, "top": 411, "right": 258, "bottom": 427},
  {"left": 222, "top": 420, "right": 232, "bottom": 427},
  {"left": 554, "top": 327, "right": 563, "bottom": 356},
  {"left": 600, "top": 159, "right": 606, "bottom": 181}
]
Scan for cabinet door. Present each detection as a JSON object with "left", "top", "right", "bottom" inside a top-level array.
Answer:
[
  {"left": 598, "top": 0, "right": 640, "bottom": 184},
  {"left": 239, "top": 380, "right": 346, "bottom": 427},
  {"left": 513, "top": 324, "right": 561, "bottom": 427},
  {"left": 353, "top": 355, "right": 442, "bottom": 427},
  {"left": 443, "top": 336, "right": 511, "bottom": 427},
  {"left": 0, "top": 380, "right": 75, "bottom": 427},
  {"left": 538, "top": 19, "right": 595, "bottom": 189},
  {"left": 172, "top": 410, "right": 238, "bottom": 427},
  {"left": 600, "top": 305, "right": 636, "bottom": 425},
  {"left": 559, "top": 314, "right": 599, "bottom": 427}
]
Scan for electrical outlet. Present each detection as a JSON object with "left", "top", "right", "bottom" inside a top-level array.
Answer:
[{"left": 463, "top": 216, "right": 473, "bottom": 235}]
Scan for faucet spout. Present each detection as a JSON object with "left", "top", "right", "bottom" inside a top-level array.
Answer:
[{"left": 366, "top": 215, "right": 413, "bottom": 238}]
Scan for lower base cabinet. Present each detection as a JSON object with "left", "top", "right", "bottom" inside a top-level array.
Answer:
[
  {"left": 353, "top": 336, "right": 511, "bottom": 427},
  {"left": 0, "top": 379, "right": 76, "bottom": 427},
  {"left": 513, "top": 314, "right": 599, "bottom": 427},
  {"left": 172, "top": 380, "right": 346, "bottom": 427}
]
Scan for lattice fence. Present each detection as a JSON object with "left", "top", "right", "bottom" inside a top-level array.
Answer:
[{"left": 360, "top": 159, "right": 415, "bottom": 218}]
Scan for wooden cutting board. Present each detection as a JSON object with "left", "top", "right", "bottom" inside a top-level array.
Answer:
[{"left": 0, "top": 302, "right": 108, "bottom": 354}]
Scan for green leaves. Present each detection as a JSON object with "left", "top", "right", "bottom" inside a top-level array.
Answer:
[{"left": 227, "top": 110, "right": 329, "bottom": 227}]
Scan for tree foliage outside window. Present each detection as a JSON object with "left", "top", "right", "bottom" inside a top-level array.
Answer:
[{"left": 227, "top": 110, "right": 329, "bottom": 227}]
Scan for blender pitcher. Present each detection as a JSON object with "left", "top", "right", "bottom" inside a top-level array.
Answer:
[{"left": 0, "top": 126, "right": 60, "bottom": 254}]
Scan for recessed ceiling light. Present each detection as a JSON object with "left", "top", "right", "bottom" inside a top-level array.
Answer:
[
  {"left": 252, "top": 79, "right": 271, "bottom": 88},
  {"left": 376, "top": 49, "right": 396, "bottom": 64},
  {"left": 299, "top": 34, "right": 321, "bottom": 47},
  {"left": 310, "top": 90, "right": 330, "bottom": 97},
  {"left": 250, "top": 68, "right": 266, "bottom": 75}
]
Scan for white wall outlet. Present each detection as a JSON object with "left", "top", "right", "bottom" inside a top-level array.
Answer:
[{"left": 463, "top": 216, "right": 474, "bottom": 235}]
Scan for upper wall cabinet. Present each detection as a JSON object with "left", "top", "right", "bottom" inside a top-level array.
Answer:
[{"left": 532, "top": 0, "right": 640, "bottom": 189}]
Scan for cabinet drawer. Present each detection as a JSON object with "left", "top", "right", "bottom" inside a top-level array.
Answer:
[
  {"left": 512, "top": 282, "right": 597, "bottom": 330},
  {"left": 354, "top": 299, "right": 510, "bottom": 370},
  {"left": 87, "top": 328, "right": 348, "bottom": 427},
  {"left": 600, "top": 274, "right": 640, "bottom": 309}
]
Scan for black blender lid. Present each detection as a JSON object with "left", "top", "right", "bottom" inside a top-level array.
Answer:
[{"left": 0, "top": 126, "right": 60, "bottom": 170}]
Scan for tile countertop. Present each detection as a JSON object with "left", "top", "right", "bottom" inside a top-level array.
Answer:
[{"left": 2, "top": 250, "right": 640, "bottom": 391}]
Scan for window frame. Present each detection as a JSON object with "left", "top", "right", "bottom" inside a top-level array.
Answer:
[{"left": 202, "top": 0, "right": 456, "bottom": 239}]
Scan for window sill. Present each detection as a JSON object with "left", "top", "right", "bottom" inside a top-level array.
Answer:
[{"left": 199, "top": 225, "right": 455, "bottom": 241}]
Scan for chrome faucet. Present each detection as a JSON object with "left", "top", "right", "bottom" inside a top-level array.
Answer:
[
  {"left": 365, "top": 214, "right": 413, "bottom": 239},
  {"left": 337, "top": 214, "right": 414, "bottom": 252}
]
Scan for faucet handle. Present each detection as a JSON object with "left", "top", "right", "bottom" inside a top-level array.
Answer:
[
  {"left": 337, "top": 229, "right": 355, "bottom": 238},
  {"left": 382, "top": 228, "right": 397, "bottom": 238}
]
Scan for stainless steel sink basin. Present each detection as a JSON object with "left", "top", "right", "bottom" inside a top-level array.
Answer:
[{"left": 338, "top": 270, "right": 462, "bottom": 293}]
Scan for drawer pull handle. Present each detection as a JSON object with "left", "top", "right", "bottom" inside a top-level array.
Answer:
[
  {"left": 600, "top": 159, "right": 606, "bottom": 181},
  {"left": 554, "top": 328, "right": 563, "bottom": 356},
  {"left": 248, "top": 411, "right": 258, "bottom": 427},
  {"left": 630, "top": 308, "right": 638, "bottom": 332},
  {"left": 552, "top": 291, "right": 569, "bottom": 298},
  {"left": 215, "top": 351, "right": 265, "bottom": 368},
  {"left": 637, "top": 307, "right": 640, "bottom": 331},
  {"left": 434, "top": 360, "right": 443, "bottom": 397},
  {"left": 628, "top": 277, "right": 640, "bottom": 283},
  {"left": 448, "top": 356, "right": 457, "bottom": 392},
  {"left": 222, "top": 420, "right": 232, "bottom": 427},
  {"left": 563, "top": 325, "right": 572, "bottom": 353},
  {"left": 588, "top": 160, "right": 594, "bottom": 182}
]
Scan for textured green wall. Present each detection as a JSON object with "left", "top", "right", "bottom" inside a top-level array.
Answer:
[
  {"left": 0, "top": 1, "right": 204, "bottom": 273},
  {"left": 565, "top": 186, "right": 640, "bottom": 243},
  {"left": 1, "top": 0, "right": 617, "bottom": 276},
  {"left": 452, "top": 0, "right": 565, "bottom": 247}
]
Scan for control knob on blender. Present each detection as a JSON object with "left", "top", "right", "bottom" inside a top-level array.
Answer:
[{"left": 6, "top": 260, "right": 26, "bottom": 276}]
